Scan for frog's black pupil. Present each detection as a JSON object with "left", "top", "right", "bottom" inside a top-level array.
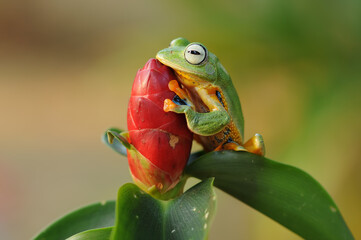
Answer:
[{"left": 189, "top": 50, "right": 201, "bottom": 55}]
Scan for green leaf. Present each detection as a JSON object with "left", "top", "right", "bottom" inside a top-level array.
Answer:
[
  {"left": 102, "top": 128, "right": 128, "bottom": 156},
  {"left": 111, "top": 178, "right": 217, "bottom": 240},
  {"left": 187, "top": 150, "right": 205, "bottom": 166},
  {"left": 66, "top": 227, "right": 113, "bottom": 240},
  {"left": 185, "top": 151, "right": 354, "bottom": 240},
  {"left": 33, "top": 201, "right": 115, "bottom": 240}
]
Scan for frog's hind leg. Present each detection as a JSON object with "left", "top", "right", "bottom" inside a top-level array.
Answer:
[
  {"left": 243, "top": 133, "right": 265, "bottom": 156},
  {"left": 215, "top": 134, "right": 265, "bottom": 156},
  {"left": 214, "top": 138, "right": 247, "bottom": 152}
]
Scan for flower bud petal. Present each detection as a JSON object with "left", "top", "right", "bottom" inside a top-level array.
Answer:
[{"left": 127, "top": 58, "right": 193, "bottom": 195}]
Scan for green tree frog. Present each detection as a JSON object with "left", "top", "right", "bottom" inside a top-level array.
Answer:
[{"left": 156, "top": 37, "right": 265, "bottom": 156}]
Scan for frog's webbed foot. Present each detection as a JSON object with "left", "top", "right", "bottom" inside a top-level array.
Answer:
[
  {"left": 214, "top": 140, "right": 247, "bottom": 152},
  {"left": 164, "top": 80, "right": 194, "bottom": 113},
  {"left": 215, "top": 134, "right": 265, "bottom": 156},
  {"left": 168, "top": 80, "right": 190, "bottom": 102},
  {"left": 164, "top": 79, "right": 231, "bottom": 136},
  {"left": 243, "top": 133, "right": 265, "bottom": 156},
  {"left": 164, "top": 99, "right": 191, "bottom": 113}
]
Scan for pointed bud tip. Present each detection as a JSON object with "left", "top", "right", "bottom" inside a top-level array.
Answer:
[{"left": 142, "top": 58, "right": 164, "bottom": 71}]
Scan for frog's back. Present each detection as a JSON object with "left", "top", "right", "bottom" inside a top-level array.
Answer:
[{"left": 218, "top": 76, "right": 244, "bottom": 140}]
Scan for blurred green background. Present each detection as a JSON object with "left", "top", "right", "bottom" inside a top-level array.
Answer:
[{"left": 1, "top": 0, "right": 360, "bottom": 239}]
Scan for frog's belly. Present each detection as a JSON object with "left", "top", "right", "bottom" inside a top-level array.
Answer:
[
  {"left": 194, "top": 120, "right": 242, "bottom": 152},
  {"left": 176, "top": 75, "right": 242, "bottom": 151}
]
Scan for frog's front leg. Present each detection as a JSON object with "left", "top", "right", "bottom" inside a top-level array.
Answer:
[
  {"left": 163, "top": 79, "right": 194, "bottom": 112},
  {"left": 167, "top": 80, "right": 194, "bottom": 107},
  {"left": 164, "top": 99, "right": 230, "bottom": 136},
  {"left": 164, "top": 81, "right": 230, "bottom": 136}
]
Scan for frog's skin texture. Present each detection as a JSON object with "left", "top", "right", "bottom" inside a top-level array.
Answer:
[{"left": 156, "top": 37, "right": 265, "bottom": 156}]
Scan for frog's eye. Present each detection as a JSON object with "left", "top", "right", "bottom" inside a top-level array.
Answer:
[{"left": 184, "top": 44, "right": 208, "bottom": 65}]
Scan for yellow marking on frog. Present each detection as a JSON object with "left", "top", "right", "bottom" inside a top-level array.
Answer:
[
  {"left": 174, "top": 70, "right": 210, "bottom": 88},
  {"left": 195, "top": 87, "right": 220, "bottom": 111}
]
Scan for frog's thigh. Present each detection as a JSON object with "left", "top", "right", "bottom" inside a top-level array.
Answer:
[
  {"left": 243, "top": 133, "right": 265, "bottom": 156},
  {"left": 221, "top": 142, "right": 247, "bottom": 151},
  {"left": 213, "top": 138, "right": 246, "bottom": 152}
]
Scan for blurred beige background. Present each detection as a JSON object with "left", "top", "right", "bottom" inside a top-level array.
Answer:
[{"left": 1, "top": 0, "right": 360, "bottom": 239}]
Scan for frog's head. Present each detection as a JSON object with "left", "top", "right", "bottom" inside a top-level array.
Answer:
[{"left": 156, "top": 37, "right": 228, "bottom": 86}]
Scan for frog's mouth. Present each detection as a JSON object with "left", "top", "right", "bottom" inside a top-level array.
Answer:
[
  {"left": 174, "top": 69, "right": 211, "bottom": 89},
  {"left": 156, "top": 56, "right": 212, "bottom": 112},
  {"left": 156, "top": 54, "right": 209, "bottom": 88}
]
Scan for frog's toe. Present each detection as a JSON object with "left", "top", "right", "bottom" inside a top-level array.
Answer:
[
  {"left": 233, "top": 145, "right": 247, "bottom": 151},
  {"left": 164, "top": 99, "right": 189, "bottom": 113},
  {"left": 224, "top": 142, "right": 247, "bottom": 151},
  {"left": 164, "top": 99, "right": 177, "bottom": 112},
  {"left": 168, "top": 80, "right": 187, "bottom": 99},
  {"left": 214, "top": 140, "right": 246, "bottom": 152},
  {"left": 243, "top": 133, "right": 265, "bottom": 156}
]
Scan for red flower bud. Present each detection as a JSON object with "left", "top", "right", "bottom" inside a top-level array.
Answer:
[{"left": 127, "top": 58, "right": 193, "bottom": 197}]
